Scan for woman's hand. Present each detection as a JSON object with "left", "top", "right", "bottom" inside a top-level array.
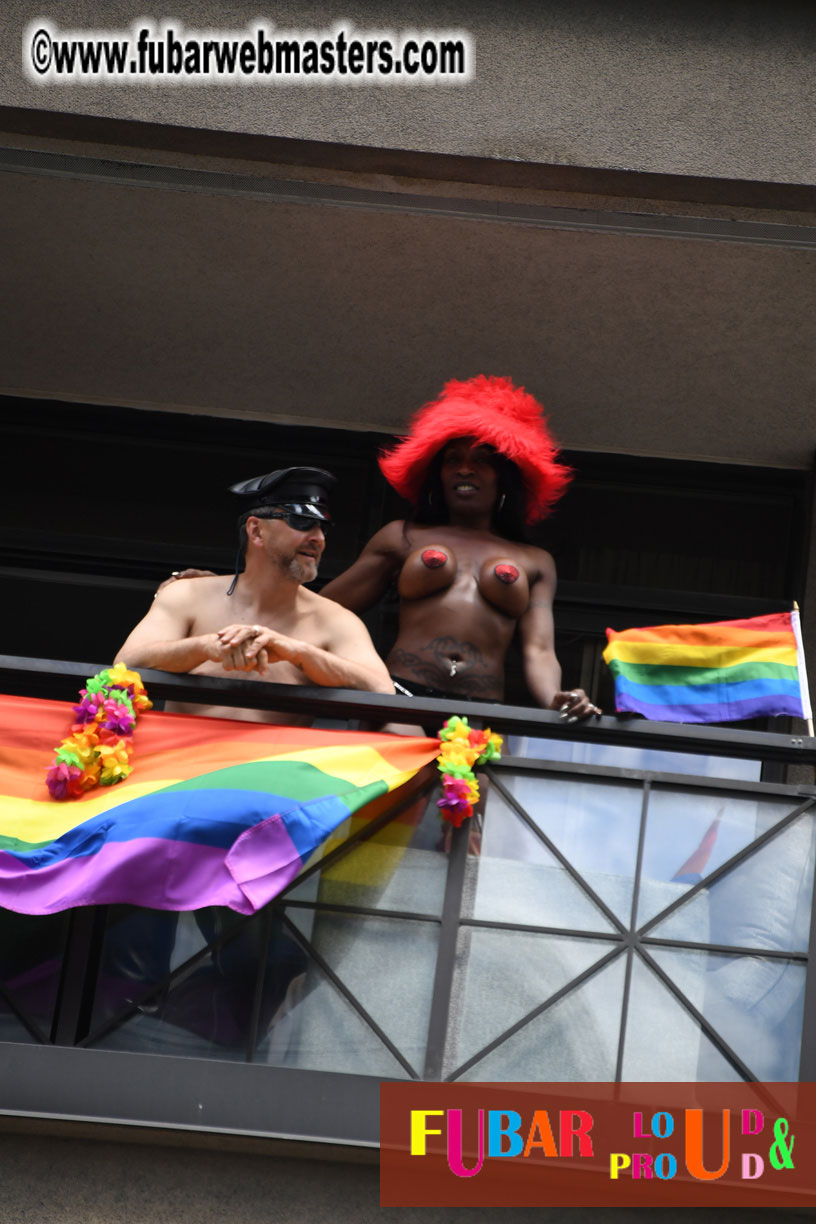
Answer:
[
  {"left": 155, "top": 568, "right": 215, "bottom": 595},
  {"left": 550, "top": 689, "right": 602, "bottom": 722}
]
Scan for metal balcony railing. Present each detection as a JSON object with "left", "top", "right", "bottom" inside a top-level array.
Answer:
[
  {"left": 1, "top": 655, "right": 815, "bottom": 1145},
  {"left": 2, "top": 654, "right": 815, "bottom": 764}
]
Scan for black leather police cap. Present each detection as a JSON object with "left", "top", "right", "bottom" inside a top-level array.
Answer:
[{"left": 229, "top": 467, "right": 336, "bottom": 521}]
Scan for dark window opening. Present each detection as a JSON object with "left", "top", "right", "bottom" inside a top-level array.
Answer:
[{"left": 2, "top": 395, "right": 811, "bottom": 728}]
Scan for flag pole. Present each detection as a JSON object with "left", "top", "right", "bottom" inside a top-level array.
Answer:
[{"left": 793, "top": 602, "right": 815, "bottom": 737}]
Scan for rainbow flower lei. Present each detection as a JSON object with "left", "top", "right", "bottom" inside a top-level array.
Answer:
[
  {"left": 46, "top": 664, "right": 151, "bottom": 800},
  {"left": 436, "top": 716, "right": 502, "bottom": 827}
]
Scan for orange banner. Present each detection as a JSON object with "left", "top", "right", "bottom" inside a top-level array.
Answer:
[{"left": 381, "top": 1082, "right": 816, "bottom": 1207}]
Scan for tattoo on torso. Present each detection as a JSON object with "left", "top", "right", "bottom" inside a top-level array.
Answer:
[{"left": 388, "top": 637, "right": 503, "bottom": 695}]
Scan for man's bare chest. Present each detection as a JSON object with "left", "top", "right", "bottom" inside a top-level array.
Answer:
[{"left": 189, "top": 597, "right": 327, "bottom": 648}]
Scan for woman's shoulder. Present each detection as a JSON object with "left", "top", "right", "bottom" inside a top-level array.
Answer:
[
  {"left": 518, "top": 542, "right": 556, "bottom": 582},
  {"left": 368, "top": 519, "right": 410, "bottom": 555},
  {"left": 385, "top": 518, "right": 464, "bottom": 554}
]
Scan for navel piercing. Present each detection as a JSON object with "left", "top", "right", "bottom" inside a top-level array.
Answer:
[{"left": 450, "top": 660, "right": 458, "bottom": 678}]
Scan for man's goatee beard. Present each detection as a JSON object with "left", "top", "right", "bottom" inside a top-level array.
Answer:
[{"left": 285, "top": 556, "right": 319, "bottom": 583}]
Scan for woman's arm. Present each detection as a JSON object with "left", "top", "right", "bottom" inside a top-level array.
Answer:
[
  {"left": 519, "top": 551, "right": 601, "bottom": 719},
  {"left": 320, "top": 520, "right": 406, "bottom": 613}
]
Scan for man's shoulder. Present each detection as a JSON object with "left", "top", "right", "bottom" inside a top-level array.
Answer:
[
  {"left": 307, "top": 586, "right": 364, "bottom": 623},
  {"left": 157, "top": 573, "right": 228, "bottom": 607}
]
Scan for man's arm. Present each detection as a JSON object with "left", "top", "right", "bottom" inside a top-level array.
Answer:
[
  {"left": 519, "top": 552, "right": 600, "bottom": 720},
  {"left": 116, "top": 582, "right": 254, "bottom": 674},
  {"left": 320, "top": 521, "right": 405, "bottom": 613},
  {"left": 220, "top": 604, "right": 394, "bottom": 693}
]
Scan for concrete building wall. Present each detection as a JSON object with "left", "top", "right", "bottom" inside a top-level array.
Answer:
[
  {"left": 3, "top": 0, "right": 816, "bottom": 184},
  {"left": 2, "top": 1125, "right": 813, "bottom": 1223},
  {"left": 2, "top": 0, "right": 815, "bottom": 466},
  {"left": 1, "top": 156, "right": 814, "bottom": 468}
]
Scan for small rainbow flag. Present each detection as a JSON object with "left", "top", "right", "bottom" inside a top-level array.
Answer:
[
  {"left": 0, "top": 695, "right": 439, "bottom": 916},
  {"left": 603, "top": 610, "right": 812, "bottom": 724}
]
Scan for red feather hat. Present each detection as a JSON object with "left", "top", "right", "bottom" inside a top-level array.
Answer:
[{"left": 378, "top": 375, "right": 571, "bottom": 523}]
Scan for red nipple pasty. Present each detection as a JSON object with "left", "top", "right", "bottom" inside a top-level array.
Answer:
[
  {"left": 479, "top": 556, "right": 529, "bottom": 616},
  {"left": 495, "top": 563, "right": 520, "bottom": 584},
  {"left": 399, "top": 545, "right": 457, "bottom": 599}
]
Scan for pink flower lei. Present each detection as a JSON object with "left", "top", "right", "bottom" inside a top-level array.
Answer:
[
  {"left": 435, "top": 716, "right": 502, "bottom": 827},
  {"left": 46, "top": 665, "right": 151, "bottom": 800}
]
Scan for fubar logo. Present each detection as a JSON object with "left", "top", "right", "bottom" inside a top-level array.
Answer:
[
  {"left": 411, "top": 1106, "right": 594, "bottom": 1176},
  {"left": 381, "top": 1082, "right": 812, "bottom": 1208}
]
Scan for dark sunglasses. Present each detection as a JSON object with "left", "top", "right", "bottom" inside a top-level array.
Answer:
[{"left": 256, "top": 509, "right": 330, "bottom": 532}]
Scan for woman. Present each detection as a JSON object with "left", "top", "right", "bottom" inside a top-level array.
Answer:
[{"left": 321, "top": 375, "right": 599, "bottom": 721}]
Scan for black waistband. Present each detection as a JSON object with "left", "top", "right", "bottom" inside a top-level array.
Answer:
[{"left": 390, "top": 675, "right": 472, "bottom": 702}]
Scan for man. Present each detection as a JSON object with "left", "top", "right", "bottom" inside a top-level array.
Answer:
[{"left": 117, "top": 466, "right": 394, "bottom": 721}]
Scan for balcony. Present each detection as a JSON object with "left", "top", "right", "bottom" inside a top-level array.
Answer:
[{"left": 1, "top": 655, "right": 815, "bottom": 1147}]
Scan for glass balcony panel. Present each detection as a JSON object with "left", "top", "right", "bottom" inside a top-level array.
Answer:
[
  {"left": 648, "top": 814, "right": 816, "bottom": 954},
  {"left": 0, "top": 909, "right": 68, "bottom": 1042},
  {"left": 506, "top": 736, "right": 761, "bottom": 781},
  {"left": 285, "top": 791, "right": 447, "bottom": 917},
  {"left": 94, "top": 908, "right": 409, "bottom": 1075},
  {"left": 637, "top": 788, "right": 800, "bottom": 927},
  {"left": 454, "top": 955, "right": 626, "bottom": 1082},
  {"left": 257, "top": 917, "right": 417, "bottom": 1078},
  {"left": 446, "top": 926, "right": 619, "bottom": 1076},
  {"left": 468, "top": 785, "right": 617, "bottom": 932},
  {"left": 89, "top": 906, "right": 266, "bottom": 1059},
  {"left": 647, "top": 946, "right": 805, "bottom": 1081},
  {"left": 490, "top": 772, "right": 642, "bottom": 925},
  {"left": 0, "top": 1011, "right": 37, "bottom": 1044},
  {"left": 259, "top": 979, "right": 410, "bottom": 1077},
  {"left": 283, "top": 908, "right": 437, "bottom": 1073},
  {"left": 621, "top": 952, "right": 744, "bottom": 1081}
]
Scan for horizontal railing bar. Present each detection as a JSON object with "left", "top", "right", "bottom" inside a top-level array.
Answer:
[
  {"left": 283, "top": 899, "right": 441, "bottom": 924},
  {"left": 496, "top": 755, "right": 816, "bottom": 796},
  {"left": 1, "top": 654, "right": 815, "bottom": 764},
  {"left": 460, "top": 918, "right": 623, "bottom": 941},
  {"left": 640, "top": 936, "right": 808, "bottom": 961},
  {"left": 0, "top": 1046, "right": 385, "bottom": 1143}
]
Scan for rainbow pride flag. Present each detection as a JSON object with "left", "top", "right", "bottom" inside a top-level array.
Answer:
[
  {"left": 603, "top": 611, "right": 812, "bottom": 724},
  {"left": 0, "top": 695, "right": 439, "bottom": 916}
]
